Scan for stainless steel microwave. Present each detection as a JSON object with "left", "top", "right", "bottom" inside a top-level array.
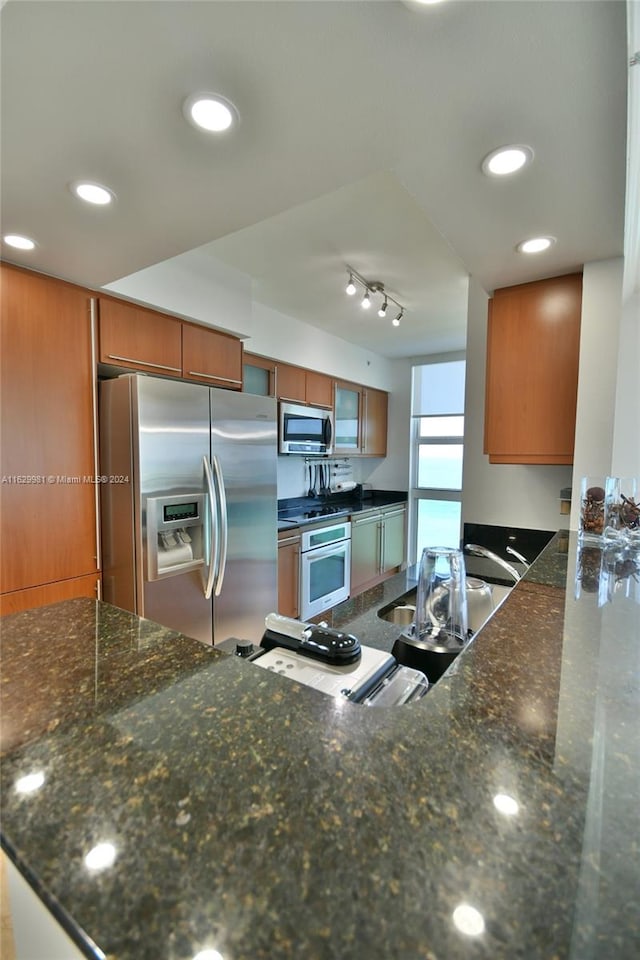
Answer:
[{"left": 279, "top": 401, "right": 333, "bottom": 456}]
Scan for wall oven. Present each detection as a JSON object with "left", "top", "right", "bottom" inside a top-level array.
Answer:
[
  {"left": 300, "top": 520, "right": 351, "bottom": 620},
  {"left": 279, "top": 401, "right": 333, "bottom": 456}
]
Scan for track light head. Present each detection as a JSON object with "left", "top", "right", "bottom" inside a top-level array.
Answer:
[
  {"left": 361, "top": 288, "right": 371, "bottom": 309},
  {"left": 378, "top": 297, "right": 388, "bottom": 318},
  {"left": 346, "top": 274, "right": 356, "bottom": 296},
  {"left": 393, "top": 309, "right": 403, "bottom": 327}
]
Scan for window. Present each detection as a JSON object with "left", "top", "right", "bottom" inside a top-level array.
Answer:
[{"left": 410, "top": 360, "right": 466, "bottom": 563}]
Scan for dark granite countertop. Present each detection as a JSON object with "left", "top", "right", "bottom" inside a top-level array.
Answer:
[
  {"left": 1, "top": 532, "right": 639, "bottom": 959},
  {"left": 277, "top": 492, "right": 407, "bottom": 530}
]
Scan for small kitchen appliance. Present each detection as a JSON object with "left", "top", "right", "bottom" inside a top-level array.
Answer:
[
  {"left": 279, "top": 400, "right": 333, "bottom": 456},
  {"left": 392, "top": 546, "right": 471, "bottom": 684},
  {"left": 243, "top": 613, "right": 429, "bottom": 706}
]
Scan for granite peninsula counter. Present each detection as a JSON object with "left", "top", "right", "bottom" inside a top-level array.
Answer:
[{"left": 1, "top": 532, "right": 638, "bottom": 960}]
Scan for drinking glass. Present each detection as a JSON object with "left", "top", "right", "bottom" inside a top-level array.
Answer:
[{"left": 414, "top": 546, "right": 469, "bottom": 648}]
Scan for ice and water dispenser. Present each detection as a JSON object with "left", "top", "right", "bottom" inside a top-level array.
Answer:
[{"left": 145, "top": 493, "right": 207, "bottom": 581}]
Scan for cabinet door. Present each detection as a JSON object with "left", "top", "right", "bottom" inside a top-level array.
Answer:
[
  {"left": 362, "top": 387, "right": 388, "bottom": 456},
  {"left": 243, "top": 353, "right": 276, "bottom": 396},
  {"left": 485, "top": 273, "right": 582, "bottom": 464},
  {"left": 0, "top": 573, "right": 100, "bottom": 617},
  {"left": 182, "top": 323, "right": 242, "bottom": 390},
  {"left": 350, "top": 513, "right": 382, "bottom": 593},
  {"left": 0, "top": 265, "right": 98, "bottom": 594},
  {"left": 305, "top": 371, "right": 333, "bottom": 408},
  {"left": 278, "top": 533, "right": 300, "bottom": 618},
  {"left": 98, "top": 297, "right": 182, "bottom": 375},
  {"left": 381, "top": 507, "right": 406, "bottom": 573},
  {"left": 334, "top": 382, "right": 362, "bottom": 452},
  {"left": 276, "top": 364, "right": 306, "bottom": 403}
]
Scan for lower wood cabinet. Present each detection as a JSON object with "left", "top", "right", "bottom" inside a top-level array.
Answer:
[
  {"left": 350, "top": 504, "right": 406, "bottom": 595},
  {"left": 277, "top": 528, "right": 301, "bottom": 618},
  {"left": 0, "top": 573, "right": 101, "bottom": 617}
]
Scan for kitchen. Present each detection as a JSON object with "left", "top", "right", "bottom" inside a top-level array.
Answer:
[{"left": 1, "top": 2, "right": 639, "bottom": 959}]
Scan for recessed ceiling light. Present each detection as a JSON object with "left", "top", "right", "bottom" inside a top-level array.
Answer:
[
  {"left": 70, "top": 181, "right": 115, "bottom": 205},
  {"left": 183, "top": 94, "right": 239, "bottom": 133},
  {"left": 3, "top": 233, "right": 36, "bottom": 250},
  {"left": 517, "top": 236, "right": 556, "bottom": 254},
  {"left": 482, "top": 145, "right": 533, "bottom": 177}
]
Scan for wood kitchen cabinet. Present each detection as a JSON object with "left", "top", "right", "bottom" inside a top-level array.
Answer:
[
  {"left": 277, "top": 528, "right": 301, "bottom": 618},
  {"left": 243, "top": 353, "right": 276, "bottom": 396},
  {"left": 98, "top": 297, "right": 243, "bottom": 388},
  {"left": 484, "top": 273, "right": 582, "bottom": 464},
  {"left": 0, "top": 264, "right": 100, "bottom": 608},
  {"left": 350, "top": 504, "right": 406, "bottom": 595},
  {"left": 182, "top": 322, "right": 243, "bottom": 390},
  {"left": 276, "top": 362, "right": 333, "bottom": 408},
  {"left": 98, "top": 297, "right": 183, "bottom": 376},
  {"left": 334, "top": 381, "right": 388, "bottom": 456},
  {"left": 362, "top": 387, "right": 388, "bottom": 456}
]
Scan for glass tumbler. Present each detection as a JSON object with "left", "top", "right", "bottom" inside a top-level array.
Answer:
[{"left": 414, "top": 546, "right": 469, "bottom": 648}]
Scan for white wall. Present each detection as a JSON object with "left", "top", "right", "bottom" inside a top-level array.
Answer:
[
  {"left": 462, "top": 275, "right": 573, "bottom": 532},
  {"left": 611, "top": 288, "right": 640, "bottom": 480},
  {"left": 570, "top": 258, "right": 624, "bottom": 529}
]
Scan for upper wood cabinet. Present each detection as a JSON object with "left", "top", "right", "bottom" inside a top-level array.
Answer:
[
  {"left": 243, "top": 353, "right": 276, "bottom": 396},
  {"left": 182, "top": 322, "right": 242, "bottom": 390},
  {"left": 98, "top": 298, "right": 243, "bottom": 388},
  {"left": 276, "top": 363, "right": 333, "bottom": 408},
  {"left": 98, "top": 297, "right": 182, "bottom": 375},
  {"left": 334, "top": 381, "right": 388, "bottom": 456},
  {"left": 484, "top": 273, "right": 582, "bottom": 464},
  {"left": 0, "top": 264, "right": 99, "bottom": 598},
  {"left": 277, "top": 528, "right": 301, "bottom": 619},
  {"left": 362, "top": 387, "right": 388, "bottom": 457}
]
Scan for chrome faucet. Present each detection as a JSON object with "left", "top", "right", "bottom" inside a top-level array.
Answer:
[
  {"left": 506, "top": 545, "right": 530, "bottom": 568},
  {"left": 464, "top": 544, "right": 522, "bottom": 583}
]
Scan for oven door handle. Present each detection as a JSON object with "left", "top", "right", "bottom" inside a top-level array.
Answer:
[{"left": 302, "top": 540, "right": 349, "bottom": 562}]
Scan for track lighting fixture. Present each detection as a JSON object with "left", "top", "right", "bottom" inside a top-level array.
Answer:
[{"left": 344, "top": 268, "right": 405, "bottom": 328}]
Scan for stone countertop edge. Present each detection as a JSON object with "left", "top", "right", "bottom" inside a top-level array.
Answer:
[{"left": 1, "top": 530, "right": 639, "bottom": 960}]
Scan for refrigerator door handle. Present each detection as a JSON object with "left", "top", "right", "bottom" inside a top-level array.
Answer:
[
  {"left": 211, "top": 454, "right": 228, "bottom": 597},
  {"left": 202, "top": 455, "right": 217, "bottom": 600}
]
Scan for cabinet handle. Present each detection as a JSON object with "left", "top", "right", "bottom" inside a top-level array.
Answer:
[
  {"left": 383, "top": 509, "right": 406, "bottom": 519},
  {"left": 90, "top": 299, "right": 101, "bottom": 572},
  {"left": 377, "top": 520, "right": 383, "bottom": 574},
  {"left": 354, "top": 513, "right": 382, "bottom": 525},
  {"left": 107, "top": 354, "right": 182, "bottom": 373},
  {"left": 279, "top": 395, "right": 304, "bottom": 403},
  {"left": 278, "top": 535, "right": 301, "bottom": 547},
  {"left": 187, "top": 371, "right": 242, "bottom": 385},
  {"left": 307, "top": 402, "right": 333, "bottom": 409}
]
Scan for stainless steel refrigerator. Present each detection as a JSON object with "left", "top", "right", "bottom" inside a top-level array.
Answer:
[{"left": 99, "top": 374, "right": 277, "bottom": 645}]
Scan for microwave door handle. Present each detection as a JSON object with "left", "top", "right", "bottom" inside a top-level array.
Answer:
[
  {"left": 324, "top": 415, "right": 332, "bottom": 447},
  {"left": 202, "top": 456, "right": 217, "bottom": 600},
  {"left": 211, "top": 454, "right": 228, "bottom": 597}
]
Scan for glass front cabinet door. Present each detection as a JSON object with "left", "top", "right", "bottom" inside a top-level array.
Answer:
[{"left": 334, "top": 383, "right": 361, "bottom": 452}]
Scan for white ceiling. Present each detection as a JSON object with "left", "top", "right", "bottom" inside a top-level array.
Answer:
[{"left": 0, "top": 0, "right": 629, "bottom": 359}]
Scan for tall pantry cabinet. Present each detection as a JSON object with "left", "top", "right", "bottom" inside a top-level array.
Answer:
[{"left": 0, "top": 264, "right": 100, "bottom": 615}]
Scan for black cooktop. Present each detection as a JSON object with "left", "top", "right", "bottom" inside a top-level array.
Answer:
[{"left": 279, "top": 504, "right": 351, "bottom": 524}]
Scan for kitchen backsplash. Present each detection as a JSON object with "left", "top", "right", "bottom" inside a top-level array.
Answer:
[{"left": 277, "top": 456, "right": 371, "bottom": 499}]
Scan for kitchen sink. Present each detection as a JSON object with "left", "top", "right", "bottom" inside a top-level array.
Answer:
[{"left": 378, "top": 582, "right": 513, "bottom": 632}]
